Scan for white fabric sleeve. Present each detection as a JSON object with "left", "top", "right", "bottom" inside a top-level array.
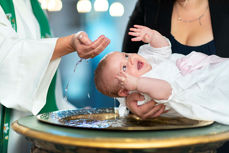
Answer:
[
  {"left": 116, "top": 97, "right": 129, "bottom": 117},
  {"left": 154, "top": 90, "right": 174, "bottom": 104},
  {"left": 138, "top": 37, "right": 172, "bottom": 66},
  {"left": 0, "top": 7, "right": 60, "bottom": 115}
]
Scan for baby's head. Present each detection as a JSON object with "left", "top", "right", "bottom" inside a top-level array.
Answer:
[{"left": 94, "top": 51, "right": 151, "bottom": 97}]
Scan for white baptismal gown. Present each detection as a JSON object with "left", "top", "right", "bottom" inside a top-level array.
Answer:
[{"left": 118, "top": 43, "right": 229, "bottom": 125}]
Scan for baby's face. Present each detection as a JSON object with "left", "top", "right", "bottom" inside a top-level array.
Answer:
[{"left": 103, "top": 52, "right": 152, "bottom": 83}]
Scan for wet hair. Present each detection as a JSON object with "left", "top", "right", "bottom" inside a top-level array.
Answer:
[{"left": 94, "top": 53, "right": 121, "bottom": 97}]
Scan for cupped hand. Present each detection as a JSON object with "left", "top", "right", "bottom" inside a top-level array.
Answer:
[
  {"left": 72, "top": 31, "right": 110, "bottom": 59},
  {"left": 126, "top": 92, "right": 166, "bottom": 119}
]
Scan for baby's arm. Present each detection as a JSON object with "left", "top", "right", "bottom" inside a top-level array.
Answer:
[
  {"left": 137, "top": 77, "right": 172, "bottom": 100},
  {"left": 129, "top": 25, "right": 169, "bottom": 48},
  {"left": 116, "top": 72, "right": 172, "bottom": 101}
]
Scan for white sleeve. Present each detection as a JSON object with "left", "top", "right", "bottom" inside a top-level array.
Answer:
[
  {"left": 116, "top": 97, "right": 129, "bottom": 117},
  {"left": 138, "top": 38, "right": 172, "bottom": 65},
  {"left": 0, "top": 7, "right": 60, "bottom": 115}
]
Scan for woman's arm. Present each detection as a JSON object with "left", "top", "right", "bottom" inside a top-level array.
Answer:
[
  {"left": 122, "top": 0, "right": 145, "bottom": 53},
  {"left": 126, "top": 92, "right": 166, "bottom": 119}
]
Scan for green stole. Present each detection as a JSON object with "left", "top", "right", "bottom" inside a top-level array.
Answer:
[{"left": 0, "top": 0, "right": 58, "bottom": 152}]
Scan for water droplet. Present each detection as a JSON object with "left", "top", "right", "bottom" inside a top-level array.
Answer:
[
  {"left": 88, "top": 93, "right": 90, "bottom": 99},
  {"left": 113, "top": 98, "right": 117, "bottom": 120}
]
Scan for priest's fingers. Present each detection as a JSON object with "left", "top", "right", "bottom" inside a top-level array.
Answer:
[
  {"left": 84, "top": 35, "right": 110, "bottom": 58},
  {"left": 75, "top": 35, "right": 110, "bottom": 59},
  {"left": 76, "top": 31, "right": 92, "bottom": 45},
  {"left": 89, "top": 36, "right": 110, "bottom": 58}
]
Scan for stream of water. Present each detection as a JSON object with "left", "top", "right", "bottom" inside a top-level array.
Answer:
[
  {"left": 63, "top": 58, "right": 118, "bottom": 118},
  {"left": 64, "top": 58, "right": 84, "bottom": 101}
]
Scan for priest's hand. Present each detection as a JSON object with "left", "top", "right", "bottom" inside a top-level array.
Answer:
[
  {"left": 51, "top": 31, "right": 110, "bottom": 60},
  {"left": 72, "top": 31, "right": 110, "bottom": 59},
  {"left": 126, "top": 92, "right": 166, "bottom": 119}
]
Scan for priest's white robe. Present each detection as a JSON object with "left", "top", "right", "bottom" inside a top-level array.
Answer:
[{"left": 0, "top": 0, "right": 75, "bottom": 152}]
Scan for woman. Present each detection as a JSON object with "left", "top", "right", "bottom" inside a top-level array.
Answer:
[
  {"left": 0, "top": 0, "right": 110, "bottom": 153},
  {"left": 123, "top": 0, "right": 229, "bottom": 56},
  {"left": 122, "top": 0, "right": 229, "bottom": 152}
]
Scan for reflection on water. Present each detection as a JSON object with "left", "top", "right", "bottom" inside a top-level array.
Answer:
[
  {"left": 37, "top": 108, "right": 214, "bottom": 130},
  {"left": 59, "top": 112, "right": 203, "bottom": 130},
  {"left": 60, "top": 116, "right": 200, "bottom": 129}
]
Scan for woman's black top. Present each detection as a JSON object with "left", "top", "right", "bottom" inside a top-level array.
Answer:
[
  {"left": 122, "top": 0, "right": 229, "bottom": 57},
  {"left": 170, "top": 34, "right": 216, "bottom": 55}
]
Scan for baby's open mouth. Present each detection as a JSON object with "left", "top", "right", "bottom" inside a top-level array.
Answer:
[{"left": 137, "top": 61, "right": 144, "bottom": 70}]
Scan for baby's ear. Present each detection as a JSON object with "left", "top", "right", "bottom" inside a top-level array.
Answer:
[{"left": 118, "top": 89, "right": 129, "bottom": 97}]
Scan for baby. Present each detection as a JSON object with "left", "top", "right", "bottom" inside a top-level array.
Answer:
[{"left": 94, "top": 25, "right": 229, "bottom": 124}]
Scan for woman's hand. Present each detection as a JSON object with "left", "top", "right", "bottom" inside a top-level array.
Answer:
[
  {"left": 126, "top": 92, "right": 166, "bottom": 119},
  {"left": 72, "top": 31, "right": 110, "bottom": 59}
]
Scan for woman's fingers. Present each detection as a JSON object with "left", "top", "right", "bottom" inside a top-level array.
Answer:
[
  {"left": 127, "top": 92, "right": 145, "bottom": 102},
  {"left": 126, "top": 93, "right": 150, "bottom": 116},
  {"left": 126, "top": 92, "right": 166, "bottom": 119},
  {"left": 142, "top": 104, "right": 165, "bottom": 119},
  {"left": 153, "top": 104, "right": 166, "bottom": 117},
  {"left": 135, "top": 100, "right": 157, "bottom": 115}
]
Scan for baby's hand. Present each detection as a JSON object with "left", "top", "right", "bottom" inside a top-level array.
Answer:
[
  {"left": 128, "top": 25, "right": 169, "bottom": 48},
  {"left": 116, "top": 71, "right": 138, "bottom": 91},
  {"left": 129, "top": 25, "right": 154, "bottom": 43}
]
